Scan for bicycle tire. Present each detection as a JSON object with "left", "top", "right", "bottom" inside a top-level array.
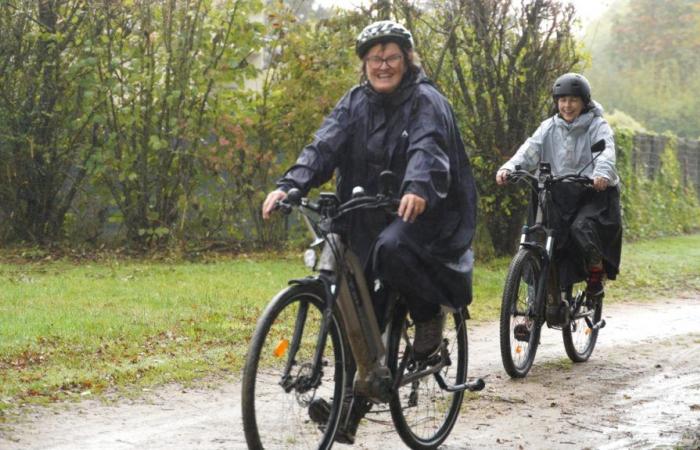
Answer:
[
  {"left": 499, "top": 248, "right": 543, "bottom": 378},
  {"left": 241, "top": 283, "right": 345, "bottom": 449},
  {"left": 388, "top": 306, "right": 467, "bottom": 449},
  {"left": 562, "top": 283, "right": 602, "bottom": 362}
]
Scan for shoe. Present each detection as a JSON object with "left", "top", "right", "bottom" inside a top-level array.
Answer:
[
  {"left": 586, "top": 267, "right": 605, "bottom": 297},
  {"left": 308, "top": 396, "right": 372, "bottom": 444},
  {"left": 308, "top": 397, "right": 331, "bottom": 425},
  {"left": 513, "top": 322, "right": 531, "bottom": 342},
  {"left": 413, "top": 313, "right": 444, "bottom": 360},
  {"left": 546, "top": 302, "right": 570, "bottom": 326}
]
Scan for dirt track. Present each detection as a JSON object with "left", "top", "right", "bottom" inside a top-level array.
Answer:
[{"left": 2, "top": 295, "right": 699, "bottom": 449}]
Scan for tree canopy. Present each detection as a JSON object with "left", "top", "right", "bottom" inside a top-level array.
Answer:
[
  {"left": 584, "top": 0, "right": 700, "bottom": 138},
  {"left": 0, "top": 0, "right": 696, "bottom": 251}
]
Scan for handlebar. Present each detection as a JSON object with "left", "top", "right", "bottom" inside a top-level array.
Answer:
[
  {"left": 506, "top": 170, "right": 592, "bottom": 188},
  {"left": 274, "top": 188, "right": 399, "bottom": 220}
]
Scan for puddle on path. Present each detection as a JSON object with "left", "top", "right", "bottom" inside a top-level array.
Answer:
[{"left": 599, "top": 345, "right": 700, "bottom": 449}]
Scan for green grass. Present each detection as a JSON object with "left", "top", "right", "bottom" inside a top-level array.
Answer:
[
  {"left": 1, "top": 234, "right": 699, "bottom": 415},
  {"left": 608, "top": 234, "right": 700, "bottom": 298},
  {"left": 539, "top": 357, "right": 574, "bottom": 371},
  {"left": 0, "top": 255, "right": 307, "bottom": 415}
]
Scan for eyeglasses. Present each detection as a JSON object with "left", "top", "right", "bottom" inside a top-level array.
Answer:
[{"left": 366, "top": 54, "right": 403, "bottom": 69}]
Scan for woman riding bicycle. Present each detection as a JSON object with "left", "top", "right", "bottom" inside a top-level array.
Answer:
[
  {"left": 496, "top": 73, "right": 622, "bottom": 306},
  {"left": 261, "top": 20, "right": 477, "bottom": 444}
]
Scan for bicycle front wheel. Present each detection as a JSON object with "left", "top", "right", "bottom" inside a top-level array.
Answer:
[
  {"left": 388, "top": 306, "right": 467, "bottom": 449},
  {"left": 241, "top": 283, "right": 345, "bottom": 449},
  {"left": 499, "top": 248, "right": 543, "bottom": 378},
  {"left": 562, "top": 282, "right": 602, "bottom": 362}
]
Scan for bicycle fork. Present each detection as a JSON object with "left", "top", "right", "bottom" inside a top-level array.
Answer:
[
  {"left": 519, "top": 223, "right": 566, "bottom": 327},
  {"left": 279, "top": 278, "right": 337, "bottom": 394}
]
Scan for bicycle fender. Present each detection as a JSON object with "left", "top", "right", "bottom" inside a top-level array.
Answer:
[
  {"left": 519, "top": 242, "right": 549, "bottom": 263},
  {"left": 288, "top": 274, "right": 337, "bottom": 306},
  {"left": 287, "top": 275, "right": 323, "bottom": 287}
]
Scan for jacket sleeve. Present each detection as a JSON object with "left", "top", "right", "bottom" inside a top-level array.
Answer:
[
  {"left": 500, "top": 120, "right": 548, "bottom": 173},
  {"left": 276, "top": 91, "right": 352, "bottom": 194},
  {"left": 590, "top": 120, "right": 619, "bottom": 185},
  {"left": 402, "top": 91, "right": 451, "bottom": 210}
]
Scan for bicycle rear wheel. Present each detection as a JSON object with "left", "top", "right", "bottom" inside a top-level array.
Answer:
[
  {"left": 562, "top": 282, "right": 602, "bottom": 362},
  {"left": 499, "top": 248, "right": 543, "bottom": 378},
  {"left": 388, "top": 306, "right": 467, "bottom": 449},
  {"left": 241, "top": 283, "right": 345, "bottom": 449}
]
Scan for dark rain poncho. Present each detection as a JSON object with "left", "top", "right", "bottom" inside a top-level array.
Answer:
[{"left": 277, "top": 71, "right": 478, "bottom": 310}]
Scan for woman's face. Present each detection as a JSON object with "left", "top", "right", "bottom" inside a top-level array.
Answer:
[
  {"left": 557, "top": 95, "right": 585, "bottom": 123},
  {"left": 364, "top": 42, "right": 407, "bottom": 94}
]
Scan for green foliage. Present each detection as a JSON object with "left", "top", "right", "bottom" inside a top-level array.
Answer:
[
  {"left": 89, "top": 0, "right": 263, "bottom": 248},
  {"left": 616, "top": 129, "right": 700, "bottom": 239},
  {"left": 0, "top": 1, "right": 99, "bottom": 243},
  {"left": 605, "top": 110, "right": 649, "bottom": 134},
  {"left": 584, "top": 0, "right": 700, "bottom": 138},
  {"left": 0, "top": 0, "right": 697, "bottom": 252},
  {"left": 200, "top": 3, "right": 363, "bottom": 247}
]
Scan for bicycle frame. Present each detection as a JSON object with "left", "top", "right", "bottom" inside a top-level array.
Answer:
[
  {"left": 278, "top": 188, "right": 483, "bottom": 404},
  {"left": 512, "top": 163, "right": 596, "bottom": 327},
  {"left": 320, "top": 234, "right": 394, "bottom": 402}
]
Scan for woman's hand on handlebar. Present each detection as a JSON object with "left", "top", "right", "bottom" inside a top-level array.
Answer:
[
  {"left": 398, "top": 193, "right": 426, "bottom": 223},
  {"left": 262, "top": 190, "right": 287, "bottom": 220},
  {"left": 496, "top": 169, "right": 511, "bottom": 186},
  {"left": 593, "top": 176, "right": 609, "bottom": 192}
]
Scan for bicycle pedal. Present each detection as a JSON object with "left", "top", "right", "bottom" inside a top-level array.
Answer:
[{"left": 513, "top": 323, "right": 531, "bottom": 342}]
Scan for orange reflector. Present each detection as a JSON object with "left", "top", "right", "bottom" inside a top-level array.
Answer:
[
  {"left": 515, "top": 345, "right": 522, "bottom": 354},
  {"left": 273, "top": 339, "right": 289, "bottom": 358}
]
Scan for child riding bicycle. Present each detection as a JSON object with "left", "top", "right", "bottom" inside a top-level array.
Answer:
[{"left": 496, "top": 73, "right": 622, "bottom": 312}]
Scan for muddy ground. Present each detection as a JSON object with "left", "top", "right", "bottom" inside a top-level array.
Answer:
[{"left": 2, "top": 295, "right": 699, "bottom": 449}]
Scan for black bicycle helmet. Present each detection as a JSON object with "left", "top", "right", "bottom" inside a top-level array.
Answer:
[
  {"left": 552, "top": 73, "right": 591, "bottom": 103},
  {"left": 356, "top": 20, "right": 414, "bottom": 58}
]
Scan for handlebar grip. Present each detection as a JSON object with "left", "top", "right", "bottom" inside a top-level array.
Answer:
[
  {"left": 287, "top": 188, "right": 302, "bottom": 206},
  {"left": 505, "top": 170, "right": 523, "bottom": 183},
  {"left": 274, "top": 200, "right": 292, "bottom": 215}
]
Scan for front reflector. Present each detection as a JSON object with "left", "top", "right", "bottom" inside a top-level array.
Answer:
[{"left": 273, "top": 339, "right": 289, "bottom": 358}]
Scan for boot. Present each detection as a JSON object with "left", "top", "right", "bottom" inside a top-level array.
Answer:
[
  {"left": 586, "top": 266, "right": 605, "bottom": 297},
  {"left": 413, "top": 312, "right": 444, "bottom": 360},
  {"left": 513, "top": 320, "right": 532, "bottom": 342},
  {"left": 308, "top": 395, "right": 372, "bottom": 444}
]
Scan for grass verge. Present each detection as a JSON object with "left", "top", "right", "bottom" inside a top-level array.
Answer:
[{"left": 1, "top": 234, "right": 698, "bottom": 415}]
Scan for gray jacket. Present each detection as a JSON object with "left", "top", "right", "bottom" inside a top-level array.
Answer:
[{"left": 500, "top": 102, "right": 619, "bottom": 185}]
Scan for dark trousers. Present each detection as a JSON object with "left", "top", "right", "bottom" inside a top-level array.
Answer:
[
  {"left": 551, "top": 185, "right": 622, "bottom": 286},
  {"left": 371, "top": 218, "right": 470, "bottom": 323}
]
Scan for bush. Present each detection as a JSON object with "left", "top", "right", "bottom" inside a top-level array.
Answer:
[{"left": 617, "top": 129, "right": 700, "bottom": 239}]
